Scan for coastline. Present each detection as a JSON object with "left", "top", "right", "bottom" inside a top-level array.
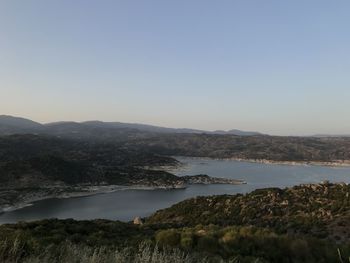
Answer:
[
  {"left": 0, "top": 175, "right": 246, "bottom": 215},
  {"left": 230, "top": 158, "right": 350, "bottom": 167},
  {"left": 0, "top": 184, "right": 187, "bottom": 214},
  {"left": 172, "top": 156, "right": 350, "bottom": 167},
  {"left": 3, "top": 156, "right": 346, "bottom": 215}
]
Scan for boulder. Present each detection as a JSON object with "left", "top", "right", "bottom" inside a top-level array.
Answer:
[{"left": 133, "top": 216, "right": 144, "bottom": 225}]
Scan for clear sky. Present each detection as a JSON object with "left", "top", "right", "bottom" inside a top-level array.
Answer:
[{"left": 1, "top": 1, "right": 349, "bottom": 135}]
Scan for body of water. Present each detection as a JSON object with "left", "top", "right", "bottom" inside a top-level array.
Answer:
[{"left": 1, "top": 157, "right": 350, "bottom": 223}]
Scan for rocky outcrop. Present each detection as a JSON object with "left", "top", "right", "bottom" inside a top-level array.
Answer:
[{"left": 133, "top": 217, "right": 144, "bottom": 225}]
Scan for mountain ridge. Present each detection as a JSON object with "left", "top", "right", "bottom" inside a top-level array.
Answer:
[{"left": 0, "top": 115, "right": 263, "bottom": 136}]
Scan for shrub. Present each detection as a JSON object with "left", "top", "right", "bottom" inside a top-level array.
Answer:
[
  {"left": 197, "top": 236, "right": 219, "bottom": 254},
  {"left": 155, "top": 229, "right": 181, "bottom": 247}
]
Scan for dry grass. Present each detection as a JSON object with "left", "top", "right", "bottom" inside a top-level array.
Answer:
[{"left": 0, "top": 239, "right": 218, "bottom": 263}]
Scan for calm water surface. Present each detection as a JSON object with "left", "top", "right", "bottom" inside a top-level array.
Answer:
[{"left": 1, "top": 157, "right": 350, "bottom": 223}]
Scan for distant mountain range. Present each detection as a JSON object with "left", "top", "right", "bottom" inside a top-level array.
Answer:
[
  {"left": 0, "top": 115, "right": 263, "bottom": 137},
  {"left": 311, "top": 134, "right": 350, "bottom": 138}
]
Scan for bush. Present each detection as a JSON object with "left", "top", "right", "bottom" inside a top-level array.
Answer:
[
  {"left": 155, "top": 229, "right": 181, "bottom": 247},
  {"left": 197, "top": 235, "right": 219, "bottom": 254}
]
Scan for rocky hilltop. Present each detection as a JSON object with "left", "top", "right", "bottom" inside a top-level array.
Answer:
[{"left": 147, "top": 181, "right": 350, "bottom": 243}]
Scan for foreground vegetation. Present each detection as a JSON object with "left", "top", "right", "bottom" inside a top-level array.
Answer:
[
  {"left": 2, "top": 183, "right": 350, "bottom": 262},
  {"left": 0, "top": 219, "right": 349, "bottom": 263},
  {"left": 0, "top": 240, "right": 207, "bottom": 263}
]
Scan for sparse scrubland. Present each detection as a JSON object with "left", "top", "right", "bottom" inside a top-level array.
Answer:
[{"left": 1, "top": 183, "right": 350, "bottom": 262}]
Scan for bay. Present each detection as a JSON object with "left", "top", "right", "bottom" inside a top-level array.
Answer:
[{"left": 1, "top": 157, "right": 350, "bottom": 224}]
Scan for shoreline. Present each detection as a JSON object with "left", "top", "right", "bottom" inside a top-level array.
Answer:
[
  {"left": 0, "top": 184, "right": 187, "bottom": 214},
  {"left": 230, "top": 158, "right": 350, "bottom": 167},
  {"left": 0, "top": 175, "right": 247, "bottom": 214},
  {"left": 172, "top": 156, "right": 350, "bottom": 168},
  {"left": 2, "top": 156, "right": 347, "bottom": 215}
]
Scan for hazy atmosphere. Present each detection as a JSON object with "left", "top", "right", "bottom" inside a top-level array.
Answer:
[{"left": 1, "top": 0, "right": 350, "bottom": 135}]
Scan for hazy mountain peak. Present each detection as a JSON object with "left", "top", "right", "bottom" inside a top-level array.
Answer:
[
  {"left": 0, "top": 115, "right": 44, "bottom": 135},
  {"left": 0, "top": 115, "right": 263, "bottom": 137},
  {"left": 0, "top": 115, "right": 42, "bottom": 128}
]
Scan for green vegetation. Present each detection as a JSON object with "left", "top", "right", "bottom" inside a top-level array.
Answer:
[
  {"left": 1, "top": 218, "right": 349, "bottom": 263},
  {"left": 148, "top": 182, "right": 350, "bottom": 242},
  {"left": 128, "top": 133, "right": 350, "bottom": 162},
  {"left": 0, "top": 134, "right": 179, "bottom": 188},
  {"left": 0, "top": 135, "right": 183, "bottom": 209},
  {"left": 154, "top": 225, "right": 350, "bottom": 263},
  {"left": 0, "top": 219, "right": 234, "bottom": 262},
  {"left": 0, "top": 239, "right": 205, "bottom": 263}
]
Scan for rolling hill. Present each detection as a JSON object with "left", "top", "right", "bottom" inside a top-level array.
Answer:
[{"left": 0, "top": 115, "right": 262, "bottom": 137}]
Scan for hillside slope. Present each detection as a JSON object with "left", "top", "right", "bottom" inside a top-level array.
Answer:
[{"left": 147, "top": 182, "right": 350, "bottom": 243}]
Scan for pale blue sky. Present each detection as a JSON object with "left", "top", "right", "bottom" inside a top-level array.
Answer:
[{"left": 1, "top": 1, "right": 349, "bottom": 135}]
